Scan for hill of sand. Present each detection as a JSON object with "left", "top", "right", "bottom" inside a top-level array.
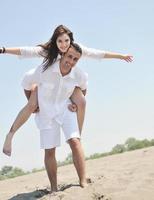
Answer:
[{"left": 0, "top": 146, "right": 154, "bottom": 200}]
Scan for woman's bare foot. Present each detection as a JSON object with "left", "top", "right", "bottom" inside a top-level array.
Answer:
[{"left": 3, "top": 133, "right": 13, "bottom": 156}]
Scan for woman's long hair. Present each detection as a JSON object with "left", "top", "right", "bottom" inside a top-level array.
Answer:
[{"left": 40, "top": 25, "right": 74, "bottom": 71}]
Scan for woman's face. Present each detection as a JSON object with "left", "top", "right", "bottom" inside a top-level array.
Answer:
[{"left": 56, "top": 33, "right": 71, "bottom": 53}]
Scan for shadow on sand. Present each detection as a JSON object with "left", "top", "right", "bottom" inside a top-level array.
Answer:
[
  {"left": 59, "top": 183, "right": 80, "bottom": 191},
  {"left": 8, "top": 189, "right": 50, "bottom": 200},
  {"left": 8, "top": 184, "right": 80, "bottom": 200}
]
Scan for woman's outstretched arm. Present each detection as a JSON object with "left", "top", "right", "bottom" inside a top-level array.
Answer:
[
  {"left": 104, "top": 51, "right": 133, "bottom": 62},
  {"left": 0, "top": 46, "right": 45, "bottom": 57},
  {"left": 0, "top": 47, "right": 21, "bottom": 55},
  {"left": 79, "top": 44, "right": 133, "bottom": 62}
]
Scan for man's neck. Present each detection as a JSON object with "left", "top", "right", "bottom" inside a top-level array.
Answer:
[{"left": 60, "top": 63, "right": 71, "bottom": 77}]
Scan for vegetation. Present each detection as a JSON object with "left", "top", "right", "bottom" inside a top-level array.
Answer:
[
  {"left": 0, "top": 166, "right": 29, "bottom": 180},
  {"left": 85, "top": 137, "right": 154, "bottom": 160},
  {"left": 1, "top": 137, "right": 154, "bottom": 180}
]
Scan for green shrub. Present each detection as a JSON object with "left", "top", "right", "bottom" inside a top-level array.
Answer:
[{"left": 111, "top": 144, "right": 126, "bottom": 154}]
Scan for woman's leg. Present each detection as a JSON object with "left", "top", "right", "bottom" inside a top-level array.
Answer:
[
  {"left": 70, "top": 87, "right": 86, "bottom": 134},
  {"left": 3, "top": 88, "right": 38, "bottom": 156}
]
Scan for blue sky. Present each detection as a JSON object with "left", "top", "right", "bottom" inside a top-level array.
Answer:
[{"left": 0, "top": 0, "right": 154, "bottom": 170}]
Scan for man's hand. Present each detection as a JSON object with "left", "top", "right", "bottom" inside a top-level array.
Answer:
[
  {"left": 68, "top": 103, "right": 77, "bottom": 112},
  {"left": 33, "top": 106, "right": 40, "bottom": 113}
]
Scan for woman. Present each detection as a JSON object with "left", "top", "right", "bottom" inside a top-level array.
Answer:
[{"left": 1, "top": 25, "right": 133, "bottom": 156}]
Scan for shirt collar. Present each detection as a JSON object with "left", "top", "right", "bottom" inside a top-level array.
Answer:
[
  {"left": 67, "top": 67, "right": 76, "bottom": 79},
  {"left": 52, "top": 60, "right": 76, "bottom": 79}
]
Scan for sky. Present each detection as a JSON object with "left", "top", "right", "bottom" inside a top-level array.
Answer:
[{"left": 0, "top": 0, "right": 154, "bottom": 170}]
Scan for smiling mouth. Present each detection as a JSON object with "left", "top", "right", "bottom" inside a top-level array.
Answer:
[
  {"left": 65, "top": 63, "right": 71, "bottom": 67},
  {"left": 61, "top": 47, "right": 67, "bottom": 51}
]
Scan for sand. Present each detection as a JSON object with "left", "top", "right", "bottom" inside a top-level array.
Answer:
[{"left": 0, "top": 146, "right": 154, "bottom": 200}]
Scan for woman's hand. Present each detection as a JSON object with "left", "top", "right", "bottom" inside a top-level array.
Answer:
[{"left": 121, "top": 55, "right": 133, "bottom": 62}]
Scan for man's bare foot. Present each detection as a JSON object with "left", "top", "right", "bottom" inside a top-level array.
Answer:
[
  {"left": 50, "top": 185, "right": 58, "bottom": 193},
  {"left": 80, "top": 181, "right": 88, "bottom": 188},
  {"left": 49, "top": 191, "right": 57, "bottom": 196},
  {"left": 80, "top": 178, "right": 92, "bottom": 188},
  {"left": 80, "top": 179, "right": 89, "bottom": 188},
  {"left": 3, "top": 134, "right": 13, "bottom": 156},
  {"left": 48, "top": 188, "right": 58, "bottom": 197}
]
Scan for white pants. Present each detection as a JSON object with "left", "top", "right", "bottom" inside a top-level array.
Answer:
[{"left": 40, "top": 110, "right": 80, "bottom": 149}]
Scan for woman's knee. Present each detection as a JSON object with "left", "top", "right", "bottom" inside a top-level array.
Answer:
[
  {"left": 27, "top": 100, "right": 38, "bottom": 112},
  {"left": 76, "top": 96, "right": 86, "bottom": 109},
  {"left": 71, "top": 89, "right": 86, "bottom": 109}
]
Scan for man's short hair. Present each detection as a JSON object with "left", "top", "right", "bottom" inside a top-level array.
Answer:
[{"left": 70, "top": 42, "right": 82, "bottom": 55}]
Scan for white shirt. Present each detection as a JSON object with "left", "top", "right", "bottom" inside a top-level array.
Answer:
[
  {"left": 22, "top": 60, "right": 88, "bottom": 130},
  {"left": 19, "top": 43, "right": 106, "bottom": 59}
]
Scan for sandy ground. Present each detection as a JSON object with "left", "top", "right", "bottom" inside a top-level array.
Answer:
[{"left": 0, "top": 146, "right": 154, "bottom": 200}]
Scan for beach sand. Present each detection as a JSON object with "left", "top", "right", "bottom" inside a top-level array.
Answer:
[{"left": 0, "top": 146, "right": 154, "bottom": 200}]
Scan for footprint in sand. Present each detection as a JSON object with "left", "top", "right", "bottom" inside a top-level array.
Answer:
[
  {"left": 97, "top": 175, "right": 104, "bottom": 180},
  {"left": 92, "top": 193, "right": 111, "bottom": 200}
]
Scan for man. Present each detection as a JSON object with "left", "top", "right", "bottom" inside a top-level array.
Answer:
[{"left": 22, "top": 43, "right": 88, "bottom": 192}]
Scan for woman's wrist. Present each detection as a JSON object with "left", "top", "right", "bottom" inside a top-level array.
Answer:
[
  {"left": 118, "top": 54, "right": 124, "bottom": 59},
  {"left": 0, "top": 47, "right": 6, "bottom": 54}
]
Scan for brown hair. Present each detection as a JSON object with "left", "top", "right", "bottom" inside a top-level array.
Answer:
[
  {"left": 40, "top": 25, "right": 74, "bottom": 71},
  {"left": 70, "top": 42, "right": 82, "bottom": 55}
]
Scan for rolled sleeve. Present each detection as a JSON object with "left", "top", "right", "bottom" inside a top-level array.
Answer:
[
  {"left": 19, "top": 46, "right": 46, "bottom": 59},
  {"left": 79, "top": 72, "right": 88, "bottom": 91}
]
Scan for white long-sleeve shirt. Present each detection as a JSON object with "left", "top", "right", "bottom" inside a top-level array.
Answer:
[
  {"left": 22, "top": 60, "right": 88, "bottom": 130},
  {"left": 19, "top": 43, "right": 106, "bottom": 59}
]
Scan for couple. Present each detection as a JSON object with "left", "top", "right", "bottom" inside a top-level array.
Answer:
[{"left": 1, "top": 25, "right": 133, "bottom": 192}]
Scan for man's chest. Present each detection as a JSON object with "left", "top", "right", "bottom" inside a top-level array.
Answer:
[{"left": 39, "top": 73, "right": 78, "bottom": 101}]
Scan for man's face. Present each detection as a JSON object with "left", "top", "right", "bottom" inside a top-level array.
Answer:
[{"left": 60, "top": 47, "right": 81, "bottom": 75}]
